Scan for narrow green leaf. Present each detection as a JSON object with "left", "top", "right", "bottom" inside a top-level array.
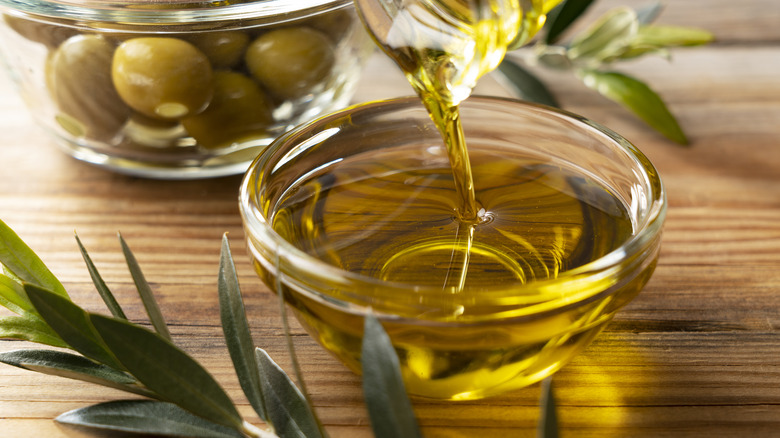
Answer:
[
  {"left": 0, "top": 315, "right": 68, "bottom": 348},
  {"left": 579, "top": 70, "right": 688, "bottom": 144},
  {"left": 497, "top": 59, "right": 560, "bottom": 107},
  {"left": 537, "top": 378, "right": 559, "bottom": 438},
  {"left": 56, "top": 400, "right": 244, "bottom": 438},
  {"left": 2, "top": 265, "right": 22, "bottom": 282},
  {"left": 633, "top": 25, "right": 715, "bottom": 48},
  {"left": 90, "top": 313, "right": 243, "bottom": 430},
  {"left": 544, "top": 0, "right": 595, "bottom": 44},
  {"left": 26, "top": 284, "right": 123, "bottom": 368},
  {"left": 613, "top": 45, "right": 670, "bottom": 60},
  {"left": 0, "top": 349, "right": 155, "bottom": 398},
  {"left": 0, "top": 218, "right": 68, "bottom": 298},
  {"left": 361, "top": 315, "right": 422, "bottom": 438},
  {"left": 118, "top": 233, "right": 171, "bottom": 341},
  {"left": 75, "top": 233, "right": 127, "bottom": 320},
  {"left": 0, "top": 274, "right": 31, "bottom": 315},
  {"left": 0, "top": 293, "right": 25, "bottom": 316},
  {"left": 218, "top": 234, "right": 267, "bottom": 422},
  {"left": 568, "top": 7, "right": 638, "bottom": 63},
  {"left": 255, "top": 348, "right": 323, "bottom": 438},
  {"left": 535, "top": 45, "right": 573, "bottom": 71},
  {"left": 635, "top": 2, "right": 663, "bottom": 25}
]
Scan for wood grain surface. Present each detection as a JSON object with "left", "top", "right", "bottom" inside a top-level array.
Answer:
[{"left": 1, "top": 1, "right": 779, "bottom": 436}]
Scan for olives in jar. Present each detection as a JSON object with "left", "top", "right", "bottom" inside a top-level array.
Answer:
[
  {"left": 181, "top": 71, "right": 275, "bottom": 149},
  {"left": 0, "top": 2, "right": 370, "bottom": 178},
  {"left": 245, "top": 26, "right": 336, "bottom": 100},
  {"left": 46, "top": 34, "right": 131, "bottom": 141},
  {"left": 112, "top": 37, "right": 214, "bottom": 120}
]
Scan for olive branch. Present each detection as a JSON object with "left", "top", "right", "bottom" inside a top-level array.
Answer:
[
  {"left": 0, "top": 218, "right": 557, "bottom": 437},
  {"left": 499, "top": 0, "right": 714, "bottom": 144}
]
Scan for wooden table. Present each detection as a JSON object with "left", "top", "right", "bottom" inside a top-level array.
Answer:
[{"left": 1, "top": 1, "right": 779, "bottom": 436}]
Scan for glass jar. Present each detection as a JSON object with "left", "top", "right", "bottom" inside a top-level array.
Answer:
[{"left": 0, "top": 0, "right": 374, "bottom": 178}]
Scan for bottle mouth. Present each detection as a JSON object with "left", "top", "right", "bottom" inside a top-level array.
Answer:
[
  {"left": 0, "top": 0, "right": 352, "bottom": 29},
  {"left": 239, "top": 96, "right": 667, "bottom": 323}
]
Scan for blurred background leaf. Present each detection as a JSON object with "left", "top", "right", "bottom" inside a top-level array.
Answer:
[
  {"left": 498, "top": 0, "right": 713, "bottom": 145},
  {"left": 544, "top": 0, "right": 595, "bottom": 44},
  {"left": 579, "top": 70, "right": 688, "bottom": 144}
]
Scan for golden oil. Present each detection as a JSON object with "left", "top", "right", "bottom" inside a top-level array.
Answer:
[
  {"left": 272, "top": 150, "right": 633, "bottom": 291},
  {"left": 265, "top": 138, "right": 637, "bottom": 399}
]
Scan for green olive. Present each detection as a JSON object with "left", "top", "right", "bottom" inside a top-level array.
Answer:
[
  {"left": 3, "top": 14, "right": 79, "bottom": 49},
  {"left": 301, "top": 9, "right": 355, "bottom": 42},
  {"left": 181, "top": 70, "right": 274, "bottom": 149},
  {"left": 187, "top": 31, "right": 250, "bottom": 69},
  {"left": 112, "top": 37, "right": 214, "bottom": 120},
  {"left": 245, "top": 26, "right": 336, "bottom": 100},
  {"left": 46, "top": 34, "right": 130, "bottom": 141}
]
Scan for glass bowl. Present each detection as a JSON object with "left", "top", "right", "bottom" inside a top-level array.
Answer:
[
  {"left": 0, "top": 0, "right": 373, "bottom": 179},
  {"left": 239, "top": 96, "right": 666, "bottom": 400}
]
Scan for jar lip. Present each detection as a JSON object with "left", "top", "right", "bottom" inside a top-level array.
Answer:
[
  {"left": 239, "top": 96, "right": 667, "bottom": 316},
  {"left": 0, "top": 0, "right": 351, "bottom": 25}
]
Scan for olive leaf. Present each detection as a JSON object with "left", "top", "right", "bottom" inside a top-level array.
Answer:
[
  {"left": 568, "top": 7, "right": 638, "bottom": 65},
  {"left": 635, "top": 1, "right": 664, "bottom": 25},
  {"left": 0, "top": 293, "right": 26, "bottom": 316},
  {"left": 56, "top": 400, "right": 245, "bottom": 438},
  {"left": 497, "top": 59, "right": 560, "bottom": 107},
  {"left": 0, "top": 273, "right": 32, "bottom": 315},
  {"left": 25, "top": 284, "right": 123, "bottom": 369},
  {"left": 0, "top": 315, "right": 69, "bottom": 348},
  {"left": 218, "top": 233, "right": 267, "bottom": 422},
  {"left": 579, "top": 69, "right": 688, "bottom": 144},
  {"left": 119, "top": 233, "right": 171, "bottom": 340},
  {"left": 497, "top": 3, "right": 713, "bottom": 145},
  {"left": 90, "top": 313, "right": 244, "bottom": 430},
  {"left": 0, "top": 349, "right": 154, "bottom": 398},
  {"left": 0, "top": 218, "right": 68, "bottom": 298},
  {"left": 361, "top": 315, "right": 422, "bottom": 438},
  {"left": 255, "top": 347, "right": 323, "bottom": 438},
  {"left": 607, "top": 25, "right": 714, "bottom": 61},
  {"left": 534, "top": 45, "right": 573, "bottom": 70},
  {"left": 2, "top": 265, "right": 22, "bottom": 282},
  {"left": 537, "top": 378, "right": 559, "bottom": 438},
  {"left": 75, "top": 233, "right": 127, "bottom": 320},
  {"left": 544, "top": 0, "right": 595, "bottom": 44},
  {"left": 632, "top": 25, "right": 715, "bottom": 48}
]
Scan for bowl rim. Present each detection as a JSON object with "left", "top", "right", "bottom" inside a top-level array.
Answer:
[
  {"left": 0, "top": 0, "right": 352, "bottom": 26},
  {"left": 239, "top": 95, "right": 667, "bottom": 320}
]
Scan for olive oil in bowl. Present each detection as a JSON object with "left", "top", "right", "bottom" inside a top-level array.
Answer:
[
  {"left": 242, "top": 0, "right": 664, "bottom": 401},
  {"left": 240, "top": 96, "right": 665, "bottom": 400}
]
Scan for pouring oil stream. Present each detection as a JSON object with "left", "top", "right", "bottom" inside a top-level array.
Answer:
[{"left": 352, "top": 0, "right": 558, "bottom": 290}]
